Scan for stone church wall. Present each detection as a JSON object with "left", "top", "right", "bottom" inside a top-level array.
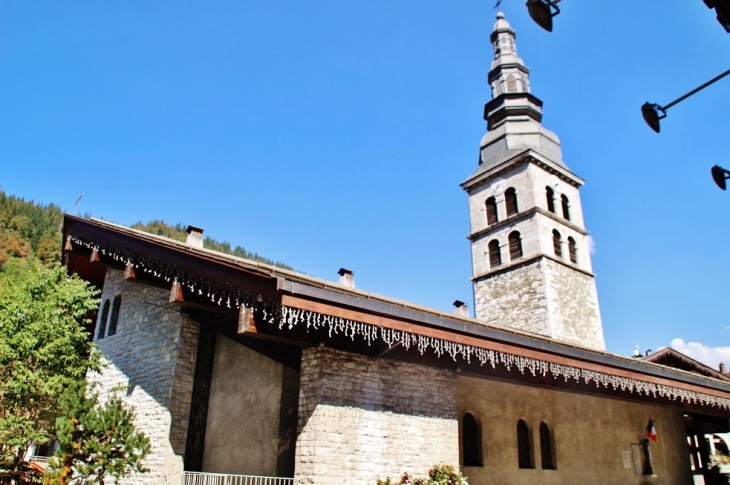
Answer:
[
  {"left": 87, "top": 269, "right": 199, "bottom": 484},
  {"left": 544, "top": 258, "right": 604, "bottom": 350},
  {"left": 457, "top": 374, "right": 692, "bottom": 485},
  {"left": 473, "top": 259, "right": 550, "bottom": 335},
  {"left": 473, "top": 257, "right": 604, "bottom": 350},
  {"left": 295, "top": 346, "right": 459, "bottom": 485}
]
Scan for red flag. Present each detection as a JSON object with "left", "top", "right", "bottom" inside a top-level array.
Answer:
[{"left": 646, "top": 419, "right": 657, "bottom": 441}]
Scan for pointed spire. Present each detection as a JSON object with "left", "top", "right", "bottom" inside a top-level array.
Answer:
[{"left": 484, "top": 12, "right": 543, "bottom": 130}]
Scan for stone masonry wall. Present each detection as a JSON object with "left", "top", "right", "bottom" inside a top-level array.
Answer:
[
  {"left": 87, "top": 269, "right": 200, "bottom": 483},
  {"left": 474, "top": 259, "right": 550, "bottom": 336},
  {"left": 544, "top": 258, "right": 604, "bottom": 350},
  {"left": 474, "top": 257, "right": 604, "bottom": 350},
  {"left": 295, "top": 346, "right": 459, "bottom": 485}
]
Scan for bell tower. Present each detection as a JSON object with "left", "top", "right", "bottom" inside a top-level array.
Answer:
[{"left": 461, "top": 13, "right": 605, "bottom": 351}]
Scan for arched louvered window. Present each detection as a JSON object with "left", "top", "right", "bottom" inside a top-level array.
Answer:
[
  {"left": 108, "top": 295, "right": 122, "bottom": 336},
  {"left": 517, "top": 419, "right": 534, "bottom": 469},
  {"left": 506, "top": 74, "right": 518, "bottom": 93},
  {"left": 486, "top": 197, "right": 498, "bottom": 226},
  {"left": 505, "top": 187, "right": 518, "bottom": 216},
  {"left": 552, "top": 230, "right": 562, "bottom": 258},
  {"left": 462, "top": 413, "right": 482, "bottom": 467},
  {"left": 508, "top": 231, "right": 523, "bottom": 260},
  {"left": 488, "top": 240, "right": 502, "bottom": 268},
  {"left": 540, "top": 422, "right": 556, "bottom": 470},
  {"left": 546, "top": 187, "right": 555, "bottom": 213},
  {"left": 568, "top": 237, "right": 577, "bottom": 264},
  {"left": 97, "top": 299, "right": 110, "bottom": 340},
  {"left": 561, "top": 194, "right": 570, "bottom": 221}
]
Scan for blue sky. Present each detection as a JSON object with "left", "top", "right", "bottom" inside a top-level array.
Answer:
[{"left": 2, "top": 1, "right": 729, "bottom": 364}]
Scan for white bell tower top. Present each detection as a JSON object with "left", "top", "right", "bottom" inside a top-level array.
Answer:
[{"left": 461, "top": 13, "right": 605, "bottom": 351}]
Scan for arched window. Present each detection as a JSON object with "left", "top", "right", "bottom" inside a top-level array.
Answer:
[
  {"left": 568, "top": 237, "right": 577, "bottom": 264},
  {"left": 486, "top": 197, "right": 498, "bottom": 226},
  {"left": 540, "top": 422, "right": 556, "bottom": 470},
  {"left": 505, "top": 187, "right": 518, "bottom": 216},
  {"left": 488, "top": 240, "right": 502, "bottom": 268},
  {"left": 108, "top": 295, "right": 122, "bottom": 336},
  {"left": 517, "top": 419, "right": 534, "bottom": 469},
  {"left": 561, "top": 194, "right": 570, "bottom": 220},
  {"left": 508, "top": 231, "right": 523, "bottom": 260},
  {"left": 462, "top": 413, "right": 482, "bottom": 467},
  {"left": 552, "top": 230, "right": 562, "bottom": 258},
  {"left": 546, "top": 187, "right": 555, "bottom": 213},
  {"left": 97, "top": 299, "right": 110, "bottom": 340}
]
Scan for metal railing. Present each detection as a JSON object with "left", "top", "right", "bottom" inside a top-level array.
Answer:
[{"left": 164, "top": 472, "right": 294, "bottom": 485}]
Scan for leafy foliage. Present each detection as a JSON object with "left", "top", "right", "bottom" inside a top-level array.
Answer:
[
  {"left": 47, "top": 385, "right": 150, "bottom": 485},
  {"left": 0, "top": 259, "right": 99, "bottom": 473},
  {"left": 377, "top": 465, "right": 468, "bottom": 485},
  {"left": 131, "top": 220, "right": 293, "bottom": 269}
]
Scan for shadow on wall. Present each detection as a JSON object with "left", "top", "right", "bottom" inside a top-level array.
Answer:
[{"left": 296, "top": 345, "right": 458, "bottom": 435}]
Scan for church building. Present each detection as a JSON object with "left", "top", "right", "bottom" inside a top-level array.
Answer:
[{"left": 63, "top": 13, "right": 730, "bottom": 485}]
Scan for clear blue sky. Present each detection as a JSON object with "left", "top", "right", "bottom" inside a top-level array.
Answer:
[{"left": 2, "top": 1, "right": 729, "bottom": 364}]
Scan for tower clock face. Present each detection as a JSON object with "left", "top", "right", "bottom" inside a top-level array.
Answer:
[{"left": 490, "top": 178, "right": 505, "bottom": 196}]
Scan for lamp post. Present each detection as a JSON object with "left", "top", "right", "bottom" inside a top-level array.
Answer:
[
  {"left": 711, "top": 165, "right": 730, "bottom": 191},
  {"left": 526, "top": 0, "right": 561, "bottom": 32},
  {"left": 641, "top": 67, "right": 730, "bottom": 133}
]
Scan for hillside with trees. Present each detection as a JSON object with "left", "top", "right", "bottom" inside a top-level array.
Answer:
[{"left": 0, "top": 191, "right": 292, "bottom": 270}]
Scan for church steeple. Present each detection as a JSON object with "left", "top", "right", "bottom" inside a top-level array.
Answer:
[
  {"left": 461, "top": 12, "right": 606, "bottom": 351},
  {"left": 484, "top": 12, "right": 543, "bottom": 130}
]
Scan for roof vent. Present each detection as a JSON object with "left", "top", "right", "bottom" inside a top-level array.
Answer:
[
  {"left": 186, "top": 225, "right": 205, "bottom": 249},
  {"left": 453, "top": 300, "right": 469, "bottom": 317},
  {"left": 338, "top": 268, "right": 355, "bottom": 288},
  {"left": 721, "top": 363, "right": 726, "bottom": 373}
]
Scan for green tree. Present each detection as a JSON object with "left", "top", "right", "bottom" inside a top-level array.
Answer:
[
  {"left": 0, "top": 259, "right": 99, "bottom": 476},
  {"left": 47, "top": 385, "right": 150, "bottom": 485}
]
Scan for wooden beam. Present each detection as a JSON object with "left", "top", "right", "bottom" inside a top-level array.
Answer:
[
  {"left": 170, "top": 281, "right": 184, "bottom": 303},
  {"left": 237, "top": 305, "right": 257, "bottom": 335},
  {"left": 124, "top": 263, "right": 136, "bottom": 280},
  {"left": 280, "top": 294, "right": 730, "bottom": 399},
  {"left": 89, "top": 249, "right": 100, "bottom": 263}
]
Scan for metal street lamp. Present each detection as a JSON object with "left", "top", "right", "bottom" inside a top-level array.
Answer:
[
  {"left": 711, "top": 165, "right": 730, "bottom": 190},
  {"left": 526, "top": 0, "right": 561, "bottom": 32},
  {"left": 641, "top": 67, "right": 730, "bottom": 133}
]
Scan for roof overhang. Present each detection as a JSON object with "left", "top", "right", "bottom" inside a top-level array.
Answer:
[{"left": 62, "top": 215, "right": 730, "bottom": 417}]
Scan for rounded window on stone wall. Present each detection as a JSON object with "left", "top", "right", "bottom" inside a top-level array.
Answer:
[
  {"left": 505, "top": 187, "right": 518, "bottom": 216},
  {"left": 488, "top": 240, "right": 502, "bottom": 268},
  {"left": 486, "top": 197, "right": 499, "bottom": 226},
  {"left": 552, "top": 230, "right": 562, "bottom": 258},
  {"left": 107, "top": 295, "right": 122, "bottom": 336},
  {"left": 561, "top": 194, "right": 570, "bottom": 221},
  {"left": 540, "top": 422, "right": 557, "bottom": 470},
  {"left": 508, "top": 231, "right": 523, "bottom": 260},
  {"left": 97, "top": 299, "right": 110, "bottom": 340},
  {"left": 546, "top": 187, "right": 555, "bottom": 213},
  {"left": 462, "top": 413, "right": 483, "bottom": 467},
  {"left": 568, "top": 237, "right": 577, "bottom": 264},
  {"left": 517, "top": 419, "right": 534, "bottom": 469}
]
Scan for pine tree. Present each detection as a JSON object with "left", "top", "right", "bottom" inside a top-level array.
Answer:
[{"left": 47, "top": 385, "right": 150, "bottom": 485}]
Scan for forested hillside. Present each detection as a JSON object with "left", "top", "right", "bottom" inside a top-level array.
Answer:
[
  {"left": 0, "top": 191, "right": 292, "bottom": 270},
  {"left": 130, "top": 220, "right": 292, "bottom": 269},
  {"left": 0, "top": 192, "right": 63, "bottom": 266}
]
